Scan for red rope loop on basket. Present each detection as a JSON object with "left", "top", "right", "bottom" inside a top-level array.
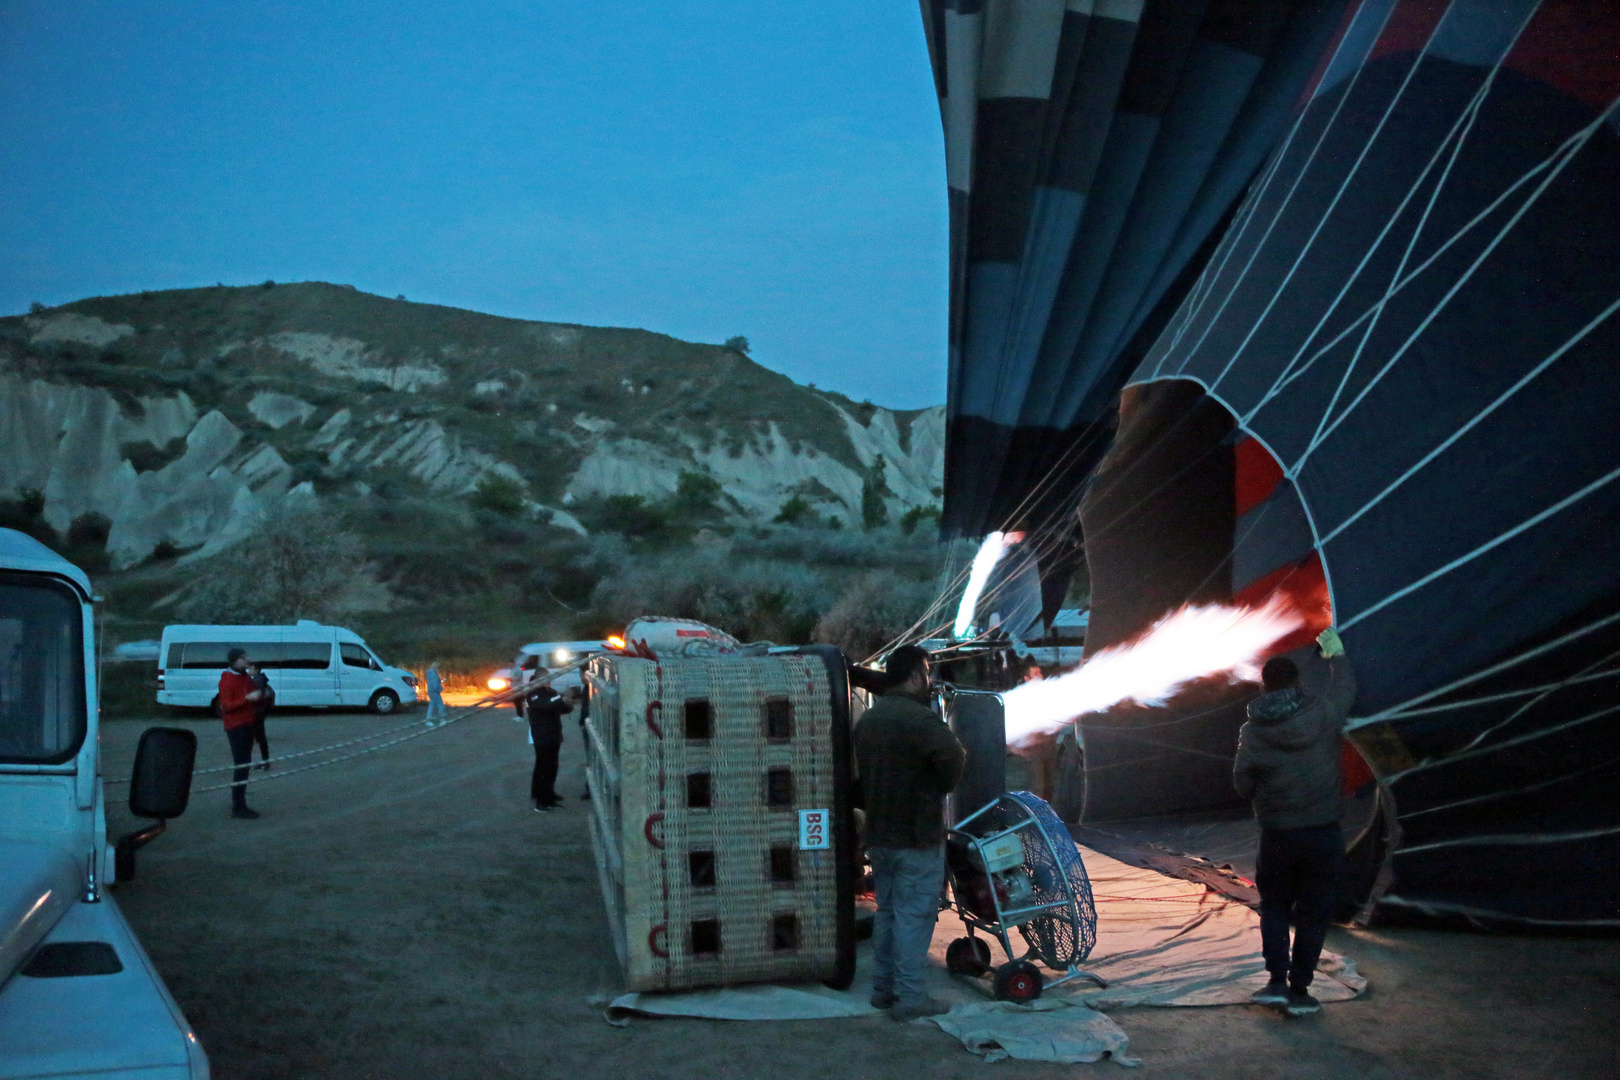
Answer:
[
  {"left": 644, "top": 812, "right": 665, "bottom": 849},
  {"left": 645, "top": 700, "right": 663, "bottom": 738},
  {"left": 648, "top": 924, "right": 668, "bottom": 958}
]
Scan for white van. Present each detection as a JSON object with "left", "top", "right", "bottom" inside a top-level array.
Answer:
[
  {"left": 157, "top": 622, "right": 419, "bottom": 715},
  {"left": 0, "top": 527, "right": 209, "bottom": 1077},
  {"left": 493, "top": 639, "right": 611, "bottom": 700}
]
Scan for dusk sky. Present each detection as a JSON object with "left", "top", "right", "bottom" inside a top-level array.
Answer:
[{"left": 0, "top": 1, "right": 949, "bottom": 408}]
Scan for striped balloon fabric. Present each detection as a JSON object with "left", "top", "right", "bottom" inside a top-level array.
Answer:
[{"left": 928, "top": 0, "right": 1618, "bottom": 928}]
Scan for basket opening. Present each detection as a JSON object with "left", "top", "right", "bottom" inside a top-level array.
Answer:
[
  {"left": 684, "top": 699, "right": 712, "bottom": 739},
  {"left": 691, "top": 919, "right": 721, "bottom": 956},
  {"left": 687, "top": 772, "right": 712, "bottom": 809}
]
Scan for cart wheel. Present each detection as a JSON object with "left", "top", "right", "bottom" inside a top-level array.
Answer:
[
  {"left": 992, "top": 960, "right": 1043, "bottom": 1003},
  {"left": 946, "top": 936, "right": 991, "bottom": 976}
]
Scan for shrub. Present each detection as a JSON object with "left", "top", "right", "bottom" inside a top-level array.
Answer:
[
  {"left": 861, "top": 456, "right": 892, "bottom": 531},
  {"left": 468, "top": 474, "right": 526, "bottom": 517},
  {"left": 814, "top": 571, "right": 937, "bottom": 661},
  {"left": 724, "top": 335, "right": 750, "bottom": 354},
  {"left": 673, "top": 471, "right": 723, "bottom": 520},
  {"left": 899, "top": 504, "right": 941, "bottom": 535},
  {"left": 773, "top": 494, "right": 815, "bottom": 525},
  {"left": 176, "top": 504, "right": 383, "bottom": 624}
]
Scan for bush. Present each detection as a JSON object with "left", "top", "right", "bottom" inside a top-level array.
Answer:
[
  {"left": 773, "top": 494, "right": 815, "bottom": 525},
  {"left": 573, "top": 493, "right": 675, "bottom": 543},
  {"left": 673, "top": 471, "right": 723, "bottom": 520},
  {"left": 589, "top": 550, "right": 831, "bottom": 645},
  {"left": 176, "top": 505, "right": 384, "bottom": 624},
  {"left": 861, "top": 456, "right": 892, "bottom": 531},
  {"left": 899, "top": 504, "right": 941, "bottom": 535},
  {"left": 468, "top": 474, "right": 525, "bottom": 517},
  {"left": 724, "top": 335, "right": 750, "bottom": 354},
  {"left": 814, "top": 572, "right": 938, "bottom": 661}
]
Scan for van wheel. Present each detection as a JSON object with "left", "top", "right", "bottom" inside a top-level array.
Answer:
[{"left": 370, "top": 689, "right": 401, "bottom": 715}]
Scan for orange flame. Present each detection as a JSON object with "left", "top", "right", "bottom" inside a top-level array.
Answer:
[{"left": 1001, "top": 596, "right": 1304, "bottom": 746}]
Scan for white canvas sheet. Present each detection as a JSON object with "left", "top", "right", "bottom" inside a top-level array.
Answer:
[{"left": 604, "top": 845, "right": 1365, "bottom": 1063}]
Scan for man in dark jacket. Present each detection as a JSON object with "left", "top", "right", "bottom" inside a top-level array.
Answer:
[
  {"left": 218, "top": 648, "right": 267, "bottom": 819},
  {"left": 525, "top": 680, "right": 573, "bottom": 812},
  {"left": 854, "top": 645, "right": 965, "bottom": 1020},
  {"left": 1234, "top": 626, "right": 1356, "bottom": 1017}
]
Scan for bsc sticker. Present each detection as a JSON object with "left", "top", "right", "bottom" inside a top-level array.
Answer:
[{"left": 797, "top": 808, "right": 830, "bottom": 850}]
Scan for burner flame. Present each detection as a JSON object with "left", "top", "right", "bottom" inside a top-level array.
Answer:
[{"left": 1001, "top": 596, "right": 1304, "bottom": 746}]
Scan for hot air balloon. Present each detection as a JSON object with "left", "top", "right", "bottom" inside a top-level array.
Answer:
[{"left": 924, "top": 0, "right": 1619, "bottom": 928}]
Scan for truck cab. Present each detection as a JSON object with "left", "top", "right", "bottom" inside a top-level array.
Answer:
[{"left": 0, "top": 528, "right": 208, "bottom": 1079}]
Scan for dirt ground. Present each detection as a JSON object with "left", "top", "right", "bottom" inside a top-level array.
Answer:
[{"left": 102, "top": 709, "right": 1619, "bottom": 1080}]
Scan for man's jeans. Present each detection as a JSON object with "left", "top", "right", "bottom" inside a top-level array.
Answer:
[
  {"left": 1256, "top": 823, "right": 1343, "bottom": 991},
  {"left": 869, "top": 845, "right": 944, "bottom": 1007},
  {"left": 425, "top": 690, "right": 446, "bottom": 723},
  {"left": 225, "top": 725, "right": 256, "bottom": 811}
]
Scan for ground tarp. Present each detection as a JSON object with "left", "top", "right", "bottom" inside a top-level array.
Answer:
[{"left": 603, "top": 846, "right": 1364, "bottom": 1064}]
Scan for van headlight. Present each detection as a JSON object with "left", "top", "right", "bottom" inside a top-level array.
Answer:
[{"left": 552, "top": 648, "right": 572, "bottom": 665}]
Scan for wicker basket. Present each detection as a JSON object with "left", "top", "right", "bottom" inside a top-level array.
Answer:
[{"left": 583, "top": 645, "right": 856, "bottom": 992}]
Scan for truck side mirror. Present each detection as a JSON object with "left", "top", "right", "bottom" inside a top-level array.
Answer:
[
  {"left": 116, "top": 727, "right": 197, "bottom": 883},
  {"left": 129, "top": 726, "right": 197, "bottom": 820}
]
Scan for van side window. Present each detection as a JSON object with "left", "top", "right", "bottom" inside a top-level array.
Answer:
[
  {"left": 179, "top": 642, "right": 231, "bottom": 669},
  {"left": 340, "top": 643, "right": 374, "bottom": 669},
  {"left": 165, "top": 644, "right": 183, "bottom": 669},
  {"left": 268, "top": 642, "right": 333, "bottom": 670}
]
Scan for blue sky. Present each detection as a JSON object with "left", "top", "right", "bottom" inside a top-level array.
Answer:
[{"left": 0, "top": 1, "right": 949, "bottom": 408}]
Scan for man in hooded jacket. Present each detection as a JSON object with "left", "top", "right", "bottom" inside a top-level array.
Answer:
[{"left": 1234, "top": 626, "right": 1355, "bottom": 1017}]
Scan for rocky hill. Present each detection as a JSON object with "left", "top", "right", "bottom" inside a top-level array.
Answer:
[{"left": 0, "top": 283, "right": 943, "bottom": 569}]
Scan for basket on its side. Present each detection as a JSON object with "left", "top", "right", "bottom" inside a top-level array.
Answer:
[{"left": 584, "top": 646, "right": 856, "bottom": 992}]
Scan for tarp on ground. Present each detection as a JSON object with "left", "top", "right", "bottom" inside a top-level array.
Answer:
[{"left": 604, "top": 846, "right": 1364, "bottom": 1028}]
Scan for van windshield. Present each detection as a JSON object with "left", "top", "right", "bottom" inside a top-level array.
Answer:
[{"left": 0, "top": 574, "right": 87, "bottom": 765}]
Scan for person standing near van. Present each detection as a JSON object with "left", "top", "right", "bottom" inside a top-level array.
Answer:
[
  {"left": 246, "top": 662, "right": 274, "bottom": 770},
  {"left": 218, "top": 648, "right": 266, "bottom": 819},
  {"left": 525, "top": 680, "right": 572, "bottom": 812},
  {"left": 425, "top": 662, "right": 446, "bottom": 725}
]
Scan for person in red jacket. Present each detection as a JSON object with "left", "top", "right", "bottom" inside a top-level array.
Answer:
[{"left": 218, "top": 648, "right": 266, "bottom": 819}]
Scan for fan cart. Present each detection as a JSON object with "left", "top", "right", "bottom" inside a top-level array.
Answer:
[{"left": 944, "top": 790, "right": 1105, "bottom": 1002}]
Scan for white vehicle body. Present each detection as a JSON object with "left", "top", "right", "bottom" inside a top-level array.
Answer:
[
  {"left": 0, "top": 528, "right": 208, "bottom": 1079},
  {"left": 156, "top": 622, "right": 419, "bottom": 714},
  {"left": 511, "top": 640, "right": 610, "bottom": 695}
]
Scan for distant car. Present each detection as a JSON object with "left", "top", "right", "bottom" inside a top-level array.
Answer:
[
  {"left": 158, "top": 621, "right": 419, "bottom": 715},
  {"left": 503, "top": 639, "right": 611, "bottom": 715}
]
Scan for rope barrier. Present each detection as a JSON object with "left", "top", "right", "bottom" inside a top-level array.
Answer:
[
  {"left": 189, "top": 699, "right": 498, "bottom": 794},
  {"left": 108, "top": 659, "right": 587, "bottom": 795}
]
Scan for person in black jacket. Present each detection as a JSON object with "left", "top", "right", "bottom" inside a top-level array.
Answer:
[
  {"left": 525, "top": 680, "right": 574, "bottom": 812},
  {"left": 246, "top": 662, "right": 274, "bottom": 772},
  {"left": 854, "top": 645, "right": 965, "bottom": 1021},
  {"left": 1235, "top": 626, "right": 1357, "bottom": 1017}
]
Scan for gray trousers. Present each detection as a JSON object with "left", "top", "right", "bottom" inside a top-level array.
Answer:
[
  {"left": 425, "top": 689, "right": 445, "bottom": 723},
  {"left": 869, "top": 844, "right": 943, "bottom": 1006}
]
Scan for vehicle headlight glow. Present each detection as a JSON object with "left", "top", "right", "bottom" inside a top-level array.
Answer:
[
  {"left": 487, "top": 676, "right": 509, "bottom": 691},
  {"left": 553, "top": 648, "right": 572, "bottom": 665}
]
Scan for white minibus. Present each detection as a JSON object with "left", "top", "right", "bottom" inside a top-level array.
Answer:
[{"left": 157, "top": 622, "right": 419, "bottom": 714}]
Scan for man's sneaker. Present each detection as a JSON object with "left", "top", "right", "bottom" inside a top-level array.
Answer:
[
  {"left": 1250, "top": 978, "right": 1290, "bottom": 1006},
  {"left": 231, "top": 806, "right": 261, "bottom": 819},
  {"left": 534, "top": 803, "right": 554, "bottom": 814},
  {"left": 1285, "top": 989, "right": 1321, "bottom": 1016},
  {"left": 869, "top": 991, "right": 895, "bottom": 1010},
  {"left": 891, "top": 995, "right": 948, "bottom": 1021}
]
